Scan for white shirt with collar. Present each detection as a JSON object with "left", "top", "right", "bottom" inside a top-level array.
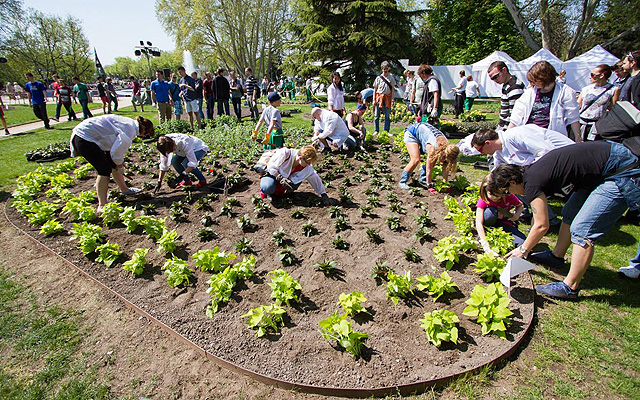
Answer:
[
  {"left": 71, "top": 114, "right": 139, "bottom": 165},
  {"left": 493, "top": 124, "right": 575, "bottom": 167},
  {"left": 312, "top": 110, "right": 350, "bottom": 147},
  {"left": 265, "top": 148, "right": 326, "bottom": 195},
  {"left": 159, "top": 133, "right": 209, "bottom": 171}
]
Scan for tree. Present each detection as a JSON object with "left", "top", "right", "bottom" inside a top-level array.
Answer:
[
  {"left": 1, "top": 9, "right": 92, "bottom": 84},
  {"left": 583, "top": 0, "right": 640, "bottom": 56},
  {"left": 285, "top": 0, "right": 420, "bottom": 89},
  {"left": 427, "top": 0, "right": 530, "bottom": 65},
  {"left": 155, "top": 0, "right": 289, "bottom": 79},
  {"left": 104, "top": 50, "right": 183, "bottom": 79}
]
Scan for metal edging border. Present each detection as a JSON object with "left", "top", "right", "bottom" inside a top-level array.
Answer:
[{"left": 4, "top": 201, "right": 536, "bottom": 398}]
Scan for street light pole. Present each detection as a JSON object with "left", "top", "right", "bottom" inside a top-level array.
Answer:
[{"left": 134, "top": 41, "right": 161, "bottom": 79}]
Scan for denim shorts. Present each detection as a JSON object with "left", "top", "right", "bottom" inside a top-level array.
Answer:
[
  {"left": 561, "top": 142, "right": 640, "bottom": 246},
  {"left": 403, "top": 124, "right": 441, "bottom": 154}
]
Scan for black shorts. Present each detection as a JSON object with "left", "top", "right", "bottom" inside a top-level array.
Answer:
[{"left": 72, "top": 135, "right": 116, "bottom": 177}]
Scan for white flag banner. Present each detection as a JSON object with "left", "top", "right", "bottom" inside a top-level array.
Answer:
[{"left": 500, "top": 257, "right": 538, "bottom": 290}]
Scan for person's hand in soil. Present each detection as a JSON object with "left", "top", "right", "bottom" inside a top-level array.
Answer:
[
  {"left": 321, "top": 193, "right": 332, "bottom": 206},
  {"left": 154, "top": 180, "right": 162, "bottom": 194}
]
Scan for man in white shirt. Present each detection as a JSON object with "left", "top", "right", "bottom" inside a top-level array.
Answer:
[
  {"left": 470, "top": 124, "right": 575, "bottom": 167},
  {"left": 450, "top": 70, "right": 467, "bottom": 118},
  {"left": 311, "top": 107, "right": 356, "bottom": 152}
]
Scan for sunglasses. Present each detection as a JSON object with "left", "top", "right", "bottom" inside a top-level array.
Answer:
[
  {"left": 489, "top": 72, "right": 500, "bottom": 81},
  {"left": 590, "top": 72, "right": 601, "bottom": 77}
]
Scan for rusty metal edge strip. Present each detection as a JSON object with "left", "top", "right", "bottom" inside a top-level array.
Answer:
[{"left": 4, "top": 201, "right": 536, "bottom": 398}]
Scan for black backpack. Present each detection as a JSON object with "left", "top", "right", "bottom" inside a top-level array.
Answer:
[{"left": 595, "top": 101, "right": 640, "bottom": 156}]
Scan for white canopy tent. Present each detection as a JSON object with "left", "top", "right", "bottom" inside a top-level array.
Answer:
[
  {"left": 511, "top": 48, "right": 564, "bottom": 85},
  {"left": 561, "top": 45, "right": 620, "bottom": 92},
  {"left": 470, "top": 51, "right": 518, "bottom": 97}
]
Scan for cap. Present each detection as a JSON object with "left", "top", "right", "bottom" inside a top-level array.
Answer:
[
  {"left": 267, "top": 91, "right": 281, "bottom": 102},
  {"left": 356, "top": 103, "right": 367, "bottom": 111}
]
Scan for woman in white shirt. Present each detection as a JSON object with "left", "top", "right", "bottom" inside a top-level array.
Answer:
[
  {"left": 327, "top": 72, "right": 345, "bottom": 117},
  {"left": 70, "top": 114, "right": 155, "bottom": 210},
  {"left": 154, "top": 134, "right": 209, "bottom": 191},
  {"left": 464, "top": 76, "right": 480, "bottom": 111},
  {"left": 257, "top": 145, "right": 330, "bottom": 205},
  {"left": 509, "top": 61, "right": 581, "bottom": 141},
  {"left": 578, "top": 64, "right": 620, "bottom": 141}
]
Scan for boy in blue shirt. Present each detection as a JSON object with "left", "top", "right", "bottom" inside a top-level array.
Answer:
[
  {"left": 24, "top": 72, "right": 52, "bottom": 129},
  {"left": 150, "top": 70, "right": 172, "bottom": 123}
]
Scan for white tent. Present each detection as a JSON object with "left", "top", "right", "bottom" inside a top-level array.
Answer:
[
  {"left": 471, "top": 51, "right": 518, "bottom": 97},
  {"left": 403, "top": 64, "right": 473, "bottom": 100},
  {"left": 561, "top": 45, "right": 620, "bottom": 92}
]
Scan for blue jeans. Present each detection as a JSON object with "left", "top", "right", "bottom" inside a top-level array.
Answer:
[
  {"left": 79, "top": 99, "right": 93, "bottom": 119},
  {"left": 374, "top": 104, "right": 390, "bottom": 133},
  {"left": 197, "top": 98, "right": 204, "bottom": 119},
  {"left": 630, "top": 239, "right": 640, "bottom": 269},
  {"left": 171, "top": 149, "right": 207, "bottom": 182},
  {"left": 483, "top": 207, "right": 526, "bottom": 247},
  {"left": 217, "top": 99, "right": 230, "bottom": 116},
  {"left": 561, "top": 142, "right": 640, "bottom": 246},
  {"left": 232, "top": 97, "right": 242, "bottom": 120},
  {"left": 342, "top": 136, "right": 357, "bottom": 151},
  {"left": 260, "top": 175, "right": 301, "bottom": 195},
  {"left": 205, "top": 95, "right": 214, "bottom": 119}
]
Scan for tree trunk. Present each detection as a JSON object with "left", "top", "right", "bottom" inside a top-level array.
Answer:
[
  {"left": 539, "top": 0, "right": 553, "bottom": 50},
  {"left": 566, "top": 0, "right": 601, "bottom": 59},
  {"left": 501, "top": 0, "right": 541, "bottom": 52}
]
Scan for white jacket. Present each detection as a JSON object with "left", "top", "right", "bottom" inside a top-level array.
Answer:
[
  {"left": 265, "top": 148, "right": 326, "bottom": 195},
  {"left": 509, "top": 83, "right": 580, "bottom": 135},
  {"left": 70, "top": 114, "right": 138, "bottom": 165},
  {"left": 312, "top": 110, "right": 350, "bottom": 147},
  {"left": 327, "top": 83, "right": 345, "bottom": 111},
  {"left": 159, "top": 133, "right": 209, "bottom": 171},
  {"left": 493, "top": 124, "right": 575, "bottom": 167}
]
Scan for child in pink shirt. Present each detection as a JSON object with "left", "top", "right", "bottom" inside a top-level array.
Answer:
[{"left": 476, "top": 174, "right": 526, "bottom": 254}]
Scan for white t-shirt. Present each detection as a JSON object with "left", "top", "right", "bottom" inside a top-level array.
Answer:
[
  {"left": 159, "top": 133, "right": 209, "bottom": 171},
  {"left": 327, "top": 83, "right": 345, "bottom": 110},
  {"left": 427, "top": 78, "right": 440, "bottom": 93},
  {"left": 455, "top": 77, "right": 467, "bottom": 94},
  {"left": 260, "top": 105, "right": 282, "bottom": 130},
  {"left": 466, "top": 81, "right": 479, "bottom": 98},
  {"left": 413, "top": 78, "right": 425, "bottom": 105},
  {"left": 71, "top": 114, "right": 138, "bottom": 165}
]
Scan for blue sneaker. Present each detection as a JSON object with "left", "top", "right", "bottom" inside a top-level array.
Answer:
[
  {"left": 535, "top": 281, "right": 579, "bottom": 299},
  {"left": 529, "top": 250, "right": 565, "bottom": 269}
]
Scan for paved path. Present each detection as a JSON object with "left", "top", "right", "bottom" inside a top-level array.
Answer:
[{"left": 3, "top": 97, "right": 134, "bottom": 137}]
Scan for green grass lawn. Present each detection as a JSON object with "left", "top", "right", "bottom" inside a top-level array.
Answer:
[
  {"left": 1, "top": 101, "right": 638, "bottom": 399},
  {"left": 3, "top": 103, "right": 103, "bottom": 127}
]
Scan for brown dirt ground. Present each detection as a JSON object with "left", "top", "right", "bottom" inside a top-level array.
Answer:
[{"left": 2, "top": 144, "right": 535, "bottom": 397}]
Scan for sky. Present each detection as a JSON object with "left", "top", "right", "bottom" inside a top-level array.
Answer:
[{"left": 22, "top": 0, "right": 176, "bottom": 65}]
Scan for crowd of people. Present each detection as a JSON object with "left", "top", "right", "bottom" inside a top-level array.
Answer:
[{"left": 9, "top": 49, "right": 640, "bottom": 300}]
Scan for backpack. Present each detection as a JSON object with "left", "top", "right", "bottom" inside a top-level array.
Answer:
[{"left": 595, "top": 101, "right": 640, "bottom": 156}]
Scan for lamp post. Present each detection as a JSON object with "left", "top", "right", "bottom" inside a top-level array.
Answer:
[{"left": 134, "top": 41, "right": 161, "bottom": 79}]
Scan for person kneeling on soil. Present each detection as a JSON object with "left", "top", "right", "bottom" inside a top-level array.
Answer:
[
  {"left": 399, "top": 122, "right": 459, "bottom": 193},
  {"left": 489, "top": 141, "right": 640, "bottom": 299},
  {"left": 344, "top": 103, "right": 368, "bottom": 151},
  {"left": 476, "top": 173, "right": 526, "bottom": 255},
  {"left": 70, "top": 114, "right": 155, "bottom": 212},
  {"left": 311, "top": 107, "right": 357, "bottom": 152},
  {"left": 256, "top": 145, "right": 331, "bottom": 205},
  {"left": 252, "top": 91, "right": 284, "bottom": 150},
  {"left": 154, "top": 134, "right": 209, "bottom": 192}
]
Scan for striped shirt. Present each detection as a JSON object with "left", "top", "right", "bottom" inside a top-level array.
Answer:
[
  {"left": 244, "top": 75, "right": 259, "bottom": 98},
  {"left": 498, "top": 75, "right": 525, "bottom": 129}
]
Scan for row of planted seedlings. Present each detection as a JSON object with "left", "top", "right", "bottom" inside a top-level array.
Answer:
[{"left": 11, "top": 120, "right": 520, "bottom": 359}]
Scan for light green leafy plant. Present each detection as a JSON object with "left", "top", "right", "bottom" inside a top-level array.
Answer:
[
  {"left": 157, "top": 228, "right": 180, "bottom": 255},
  {"left": 136, "top": 215, "right": 166, "bottom": 241},
  {"left": 268, "top": 269, "right": 301, "bottom": 307},
  {"left": 101, "top": 202, "right": 123, "bottom": 227},
  {"left": 25, "top": 201, "right": 58, "bottom": 225},
  {"left": 162, "top": 256, "right": 193, "bottom": 288},
  {"left": 471, "top": 253, "right": 507, "bottom": 282},
  {"left": 122, "top": 248, "right": 149, "bottom": 276},
  {"left": 318, "top": 312, "right": 368, "bottom": 357},
  {"left": 242, "top": 304, "right": 286, "bottom": 338},
  {"left": 485, "top": 226, "right": 515, "bottom": 255},
  {"left": 419, "top": 309, "right": 459, "bottom": 347},
  {"left": 386, "top": 270, "right": 413, "bottom": 305},
  {"left": 40, "top": 219, "right": 63, "bottom": 236},
  {"left": 416, "top": 271, "right": 459, "bottom": 301},
  {"left": 95, "top": 242, "right": 122, "bottom": 267},
  {"left": 192, "top": 247, "right": 237, "bottom": 273},
  {"left": 70, "top": 222, "right": 104, "bottom": 255},
  {"left": 463, "top": 283, "right": 513, "bottom": 339},
  {"left": 120, "top": 207, "right": 138, "bottom": 233},
  {"left": 338, "top": 291, "right": 369, "bottom": 316}
]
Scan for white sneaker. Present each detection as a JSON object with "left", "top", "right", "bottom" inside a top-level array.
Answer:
[
  {"left": 398, "top": 182, "right": 410, "bottom": 190},
  {"left": 618, "top": 266, "right": 640, "bottom": 279},
  {"left": 97, "top": 205, "right": 104, "bottom": 214}
]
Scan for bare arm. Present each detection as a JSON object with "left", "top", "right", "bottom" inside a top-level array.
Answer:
[{"left": 506, "top": 195, "right": 549, "bottom": 258}]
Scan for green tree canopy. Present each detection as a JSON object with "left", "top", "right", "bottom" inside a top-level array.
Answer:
[
  {"left": 427, "top": 0, "right": 531, "bottom": 65},
  {"left": 285, "top": 0, "right": 420, "bottom": 90},
  {"left": 104, "top": 49, "right": 183, "bottom": 79}
]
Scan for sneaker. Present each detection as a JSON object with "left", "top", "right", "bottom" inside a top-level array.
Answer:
[
  {"left": 428, "top": 187, "right": 438, "bottom": 194},
  {"left": 618, "top": 266, "right": 640, "bottom": 279},
  {"left": 122, "top": 187, "right": 142, "bottom": 196},
  {"left": 193, "top": 180, "right": 207, "bottom": 188},
  {"left": 535, "top": 281, "right": 579, "bottom": 299},
  {"left": 399, "top": 182, "right": 410, "bottom": 190},
  {"left": 260, "top": 191, "right": 267, "bottom": 199},
  {"left": 4, "top": 129, "right": 9, "bottom": 135},
  {"left": 529, "top": 250, "right": 565, "bottom": 269},
  {"left": 176, "top": 181, "right": 193, "bottom": 189},
  {"left": 44, "top": 126, "right": 54, "bottom": 130},
  {"left": 97, "top": 205, "right": 104, "bottom": 214}
]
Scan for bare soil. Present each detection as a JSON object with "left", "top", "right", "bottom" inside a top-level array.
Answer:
[{"left": 4, "top": 145, "right": 534, "bottom": 393}]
